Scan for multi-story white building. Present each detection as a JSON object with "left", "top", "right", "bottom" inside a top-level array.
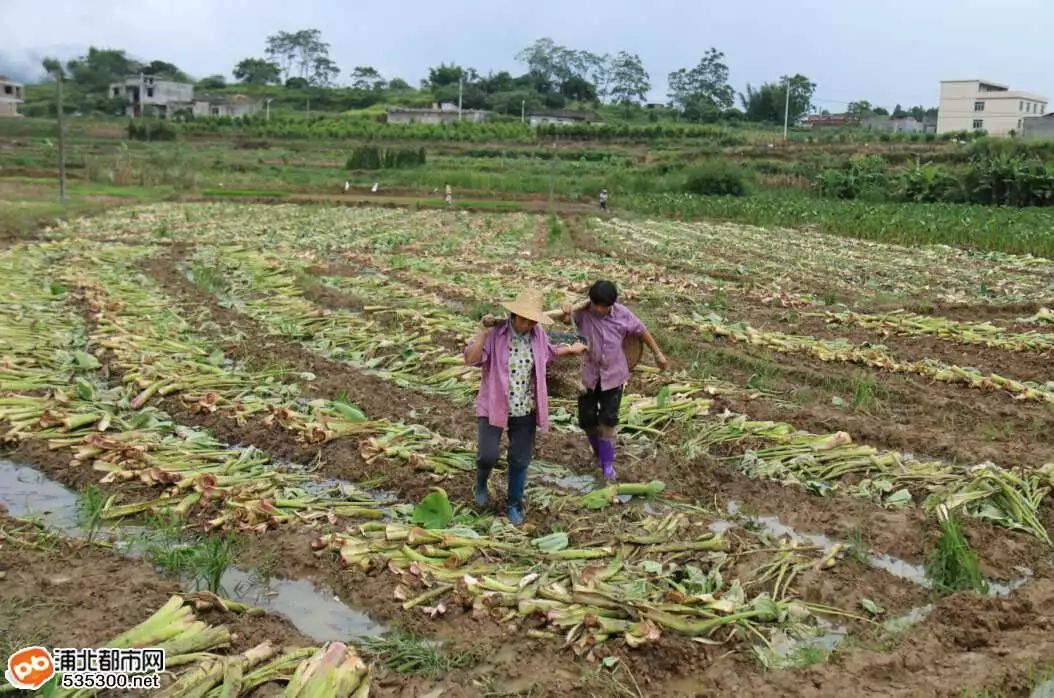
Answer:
[
  {"left": 937, "top": 80, "right": 1048, "bottom": 136},
  {"left": 0, "top": 75, "right": 25, "bottom": 117}
]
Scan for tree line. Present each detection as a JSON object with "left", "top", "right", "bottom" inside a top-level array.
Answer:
[{"left": 36, "top": 31, "right": 933, "bottom": 125}]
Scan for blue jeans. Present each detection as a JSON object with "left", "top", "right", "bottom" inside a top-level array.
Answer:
[{"left": 476, "top": 414, "right": 536, "bottom": 507}]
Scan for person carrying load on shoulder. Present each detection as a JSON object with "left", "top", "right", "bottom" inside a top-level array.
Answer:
[
  {"left": 555, "top": 280, "right": 668, "bottom": 481},
  {"left": 465, "top": 289, "right": 587, "bottom": 525}
]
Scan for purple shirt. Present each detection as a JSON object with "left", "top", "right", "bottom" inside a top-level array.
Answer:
[
  {"left": 574, "top": 303, "right": 647, "bottom": 391},
  {"left": 465, "top": 320, "right": 557, "bottom": 432}
]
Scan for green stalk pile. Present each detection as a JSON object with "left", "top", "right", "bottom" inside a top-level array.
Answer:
[
  {"left": 45, "top": 595, "right": 371, "bottom": 698},
  {"left": 821, "top": 309, "right": 1054, "bottom": 353},
  {"left": 675, "top": 313, "right": 1054, "bottom": 404},
  {"left": 688, "top": 413, "right": 1054, "bottom": 544},
  {"left": 315, "top": 514, "right": 854, "bottom": 652}
]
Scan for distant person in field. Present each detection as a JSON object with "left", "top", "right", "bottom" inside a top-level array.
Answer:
[
  {"left": 599, "top": 188, "right": 609, "bottom": 212},
  {"left": 465, "top": 289, "right": 586, "bottom": 525},
  {"left": 558, "top": 280, "right": 668, "bottom": 481},
  {"left": 445, "top": 184, "right": 454, "bottom": 207}
]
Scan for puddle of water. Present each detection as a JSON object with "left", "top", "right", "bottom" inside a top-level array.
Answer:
[
  {"left": 882, "top": 604, "right": 934, "bottom": 634},
  {"left": 0, "top": 459, "right": 387, "bottom": 643},
  {"left": 866, "top": 553, "right": 930, "bottom": 588},
  {"left": 222, "top": 568, "right": 386, "bottom": 641},
  {"left": 989, "top": 567, "right": 1034, "bottom": 597},
  {"left": 0, "top": 460, "right": 83, "bottom": 535},
  {"left": 539, "top": 473, "right": 596, "bottom": 493}
]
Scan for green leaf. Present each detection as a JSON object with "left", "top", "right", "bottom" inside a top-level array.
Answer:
[
  {"left": 531, "top": 532, "right": 569, "bottom": 552},
  {"left": 656, "top": 385, "right": 670, "bottom": 409},
  {"left": 75, "top": 377, "right": 95, "bottom": 401},
  {"left": 641, "top": 560, "right": 663, "bottom": 574},
  {"left": 601, "top": 656, "right": 619, "bottom": 669},
  {"left": 861, "top": 598, "right": 885, "bottom": 616},
  {"left": 884, "top": 488, "right": 913, "bottom": 508},
  {"left": 411, "top": 488, "right": 454, "bottom": 529},
  {"left": 207, "top": 349, "right": 226, "bottom": 366},
  {"left": 73, "top": 351, "right": 101, "bottom": 370},
  {"left": 331, "top": 401, "right": 367, "bottom": 422}
]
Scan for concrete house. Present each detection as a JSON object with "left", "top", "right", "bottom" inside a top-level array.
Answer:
[
  {"left": 528, "top": 109, "right": 602, "bottom": 127},
  {"left": 1022, "top": 113, "right": 1054, "bottom": 141},
  {"left": 192, "top": 94, "right": 263, "bottom": 118},
  {"left": 937, "top": 80, "right": 1048, "bottom": 136},
  {"left": 109, "top": 74, "right": 194, "bottom": 118},
  {"left": 0, "top": 76, "right": 25, "bottom": 117},
  {"left": 864, "top": 116, "right": 925, "bottom": 134},
  {"left": 801, "top": 113, "right": 858, "bottom": 128},
  {"left": 386, "top": 102, "right": 488, "bottom": 125}
]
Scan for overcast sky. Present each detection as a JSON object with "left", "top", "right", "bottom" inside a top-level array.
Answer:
[{"left": 2, "top": 0, "right": 1051, "bottom": 109}]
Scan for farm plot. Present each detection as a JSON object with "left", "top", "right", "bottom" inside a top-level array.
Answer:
[{"left": 3, "top": 203, "right": 1054, "bottom": 696}]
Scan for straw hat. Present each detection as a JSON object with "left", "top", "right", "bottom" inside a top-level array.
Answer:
[{"left": 502, "top": 289, "right": 553, "bottom": 325}]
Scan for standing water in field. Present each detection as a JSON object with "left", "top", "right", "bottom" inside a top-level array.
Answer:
[{"left": 0, "top": 458, "right": 387, "bottom": 642}]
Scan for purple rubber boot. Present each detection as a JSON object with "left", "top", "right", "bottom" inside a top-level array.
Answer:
[
  {"left": 598, "top": 438, "right": 617, "bottom": 481},
  {"left": 587, "top": 434, "right": 600, "bottom": 462}
]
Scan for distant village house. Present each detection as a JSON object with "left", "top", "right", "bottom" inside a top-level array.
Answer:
[
  {"left": 528, "top": 109, "right": 602, "bottom": 127},
  {"left": 863, "top": 116, "right": 925, "bottom": 134},
  {"left": 0, "top": 76, "right": 25, "bottom": 117},
  {"left": 801, "top": 113, "right": 858, "bottom": 128},
  {"left": 109, "top": 74, "right": 193, "bottom": 118},
  {"left": 192, "top": 94, "right": 263, "bottom": 118},
  {"left": 386, "top": 102, "right": 488, "bottom": 125}
]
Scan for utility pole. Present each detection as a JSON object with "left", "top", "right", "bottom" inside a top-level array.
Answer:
[
  {"left": 265, "top": 98, "right": 273, "bottom": 121},
  {"left": 56, "top": 70, "right": 66, "bottom": 203},
  {"left": 548, "top": 136, "right": 556, "bottom": 212},
  {"left": 783, "top": 78, "right": 791, "bottom": 141},
  {"left": 458, "top": 77, "right": 463, "bottom": 121},
  {"left": 521, "top": 99, "right": 525, "bottom": 124}
]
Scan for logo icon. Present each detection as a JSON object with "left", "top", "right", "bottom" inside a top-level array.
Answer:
[{"left": 6, "top": 647, "right": 55, "bottom": 690}]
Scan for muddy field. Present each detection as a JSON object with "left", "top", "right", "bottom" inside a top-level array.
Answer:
[{"left": 2, "top": 203, "right": 1053, "bottom": 696}]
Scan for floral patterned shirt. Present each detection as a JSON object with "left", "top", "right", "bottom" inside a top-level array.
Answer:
[{"left": 507, "top": 329, "right": 536, "bottom": 417}]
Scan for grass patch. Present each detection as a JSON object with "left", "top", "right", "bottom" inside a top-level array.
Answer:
[
  {"left": 360, "top": 632, "right": 477, "bottom": 677},
  {"left": 143, "top": 527, "right": 240, "bottom": 594},
  {"left": 845, "top": 528, "right": 871, "bottom": 565},
  {"left": 76, "top": 484, "right": 106, "bottom": 544},
  {"left": 925, "top": 508, "right": 988, "bottom": 595},
  {"left": 851, "top": 373, "right": 880, "bottom": 410}
]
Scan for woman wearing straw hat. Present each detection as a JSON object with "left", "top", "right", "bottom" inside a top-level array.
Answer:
[{"left": 465, "top": 288, "right": 586, "bottom": 525}]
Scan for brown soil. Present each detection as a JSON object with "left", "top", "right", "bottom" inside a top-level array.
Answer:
[
  {"left": 0, "top": 510, "right": 314, "bottom": 659},
  {"left": 688, "top": 574, "right": 1054, "bottom": 698}
]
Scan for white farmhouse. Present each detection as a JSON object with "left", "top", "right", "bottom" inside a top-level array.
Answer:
[{"left": 937, "top": 80, "right": 1047, "bottom": 136}]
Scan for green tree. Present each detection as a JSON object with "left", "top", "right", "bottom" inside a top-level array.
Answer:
[
  {"left": 265, "top": 29, "right": 332, "bottom": 82},
  {"left": 608, "top": 51, "right": 650, "bottom": 113},
  {"left": 310, "top": 56, "right": 340, "bottom": 87},
  {"left": 65, "top": 47, "right": 140, "bottom": 91},
  {"left": 516, "top": 37, "right": 606, "bottom": 98},
  {"left": 425, "top": 63, "right": 477, "bottom": 89},
  {"left": 350, "top": 66, "right": 386, "bottom": 90},
  {"left": 233, "top": 58, "right": 281, "bottom": 85},
  {"left": 847, "top": 100, "right": 874, "bottom": 118},
  {"left": 388, "top": 77, "right": 411, "bottom": 90},
  {"left": 739, "top": 74, "right": 815, "bottom": 123},
  {"left": 486, "top": 89, "right": 543, "bottom": 116},
  {"left": 667, "top": 48, "right": 734, "bottom": 112},
  {"left": 873, "top": 106, "right": 889, "bottom": 116},
  {"left": 196, "top": 74, "right": 226, "bottom": 89},
  {"left": 892, "top": 103, "right": 907, "bottom": 118},
  {"left": 141, "top": 60, "right": 188, "bottom": 81}
]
